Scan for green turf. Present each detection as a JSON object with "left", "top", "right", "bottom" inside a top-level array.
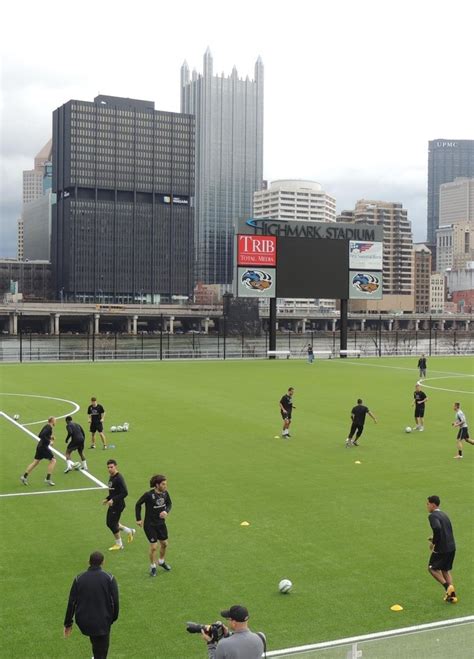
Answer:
[{"left": 0, "top": 357, "right": 473, "bottom": 658}]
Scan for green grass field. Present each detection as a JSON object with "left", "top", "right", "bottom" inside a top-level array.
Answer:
[{"left": 0, "top": 357, "right": 473, "bottom": 658}]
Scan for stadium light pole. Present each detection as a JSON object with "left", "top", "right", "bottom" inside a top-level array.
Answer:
[
  {"left": 340, "top": 299, "right": 348, "bottom": 358},
  {"left": 268, "top": 297, "right": 277, "bottom": 359}
]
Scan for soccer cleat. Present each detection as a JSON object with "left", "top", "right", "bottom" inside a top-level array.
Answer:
[
  {"left": 127, "top": 529, "right": 136, "bottom": 544},
  {"left": 64, "top": 467, "right": 72, "bottom": 473},
  {"left": 80, "top": 465, "right": 88, "bottom": 471},
  {"left": 108, "top": 544, "right": 123, "bottom": 551},
  {"left": 150, "top": 566, "right": 157, "bottom": 577},
  {"left": 20, "top": 476, "right": 28, "bottom": 485},
  {"left": 446, "top": 585, "right": 457, "bottom": 601},
  {"left": 102, "top": 445, "right": 108, "bottom": 450},
  {"left": 159, "top": 561, "right": 171, "bottom": 571},
  {"left": 352, "top": 440, "right": 359, "bottom": 446},
  {"left": 453, "top": 455, "right": 463, "bottom": 459},
  {"left": 44, "top": 479, "right": 55, "bottom": 486},
  {"left": 345, "top": 439, "right": 351, "bottom": 448},
  {"left": 89, "top": 444, "right": 96, "bottom": 449},
  {"left": 286, "top": 434, "right": 291, "bottom": 438}
]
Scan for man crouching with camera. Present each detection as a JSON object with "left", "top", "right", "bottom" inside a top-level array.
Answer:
[{"left": 189, "top": 604, "right": 266, "bottom": 658}]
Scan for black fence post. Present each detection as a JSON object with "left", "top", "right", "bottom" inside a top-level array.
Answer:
[
  {"left": 223, "top": 316, "right": 227, "bottom": 360},
  {"left": 428, "top": 316, "right": 432, "bottom": 356},
  {"left": 92, "top": 330, "right": 96, "bottom": 362},
  {"left": 58, "top": 332, "right": 61, "bottom": 360},
  {"left": 241, "top": 330, "right": 244, "bottom": 358},
  {"left": 378, "top": 315, "right": 382, "bottom": 357},
  {"left": 141, "top": 331, "right": 144, "bottom": 359},
  {"left": 160, "top": 314, "right": 163, "bottom": 361},
  {"left": 114, "top": 332, "right": 118, "bottom": 359},
  {"left": 19, "top": 328, "right": 23, "bottom": 363},
  {"left": 29, "top": 332, "right": 32, "bottom": 361}
]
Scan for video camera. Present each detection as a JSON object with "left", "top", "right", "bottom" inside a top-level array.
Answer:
[{"left": 186, "top": 621, "right": 226, "bottom": 644}]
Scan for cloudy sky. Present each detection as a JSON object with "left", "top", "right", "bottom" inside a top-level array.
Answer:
[{"left": 1, "top": 0, "right": 472, "bottom": 257}]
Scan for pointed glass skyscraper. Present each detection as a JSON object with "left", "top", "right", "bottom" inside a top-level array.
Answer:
[{"left": 181, "top": 49, "right": 264, "bottom": 285}]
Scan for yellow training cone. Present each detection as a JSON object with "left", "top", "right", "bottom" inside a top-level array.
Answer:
[
  {"left": 390, "top": 604, "right": 403, "bottom": 611},
  {"left": 274, "top": 436, "right": 280, "bottom": 439},
  {"left": 240, "top": 521, "right": 250, "bottom": 526},
  {"left": 355, "top": 461, "right": 362, "bottom": 464}
]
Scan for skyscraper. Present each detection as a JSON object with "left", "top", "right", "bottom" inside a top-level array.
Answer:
[
  {"left": 52, "top": 95, "right": 194, "bottom": 303},
  {"left": 427, "top": 140, "right": 474, "bottom": 246},
  {"left": 254, "top": 180, "right": 336, "bottom": 223},
  {"left": 181, "top": 49, "right": 264, "bottom": 285}
]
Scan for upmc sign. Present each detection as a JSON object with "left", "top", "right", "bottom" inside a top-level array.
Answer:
[{"left": 237, "top": 235, "right": 277, "bottom": 266}]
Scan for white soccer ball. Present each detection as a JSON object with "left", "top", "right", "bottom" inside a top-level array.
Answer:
[
  {"left": 13, "top": 414, "right": 20, "bottom": 420},
  {"left": 73, "top": 462, "right": 82, "bottom": 471},
  {"left": 111, "top": 426, "right": 117, "bottom": 433},
  {"left": 279, "top": 579, "right": 293, "bottom": 594},
  {"left": 117, "top": 425, "right": 123, "bottom": 432},
  {"left": 122, "top": 423, "right": 129, "bottom": 432},
  {"left": 405, "top": 426, "right": 412, "bottom": 433}
]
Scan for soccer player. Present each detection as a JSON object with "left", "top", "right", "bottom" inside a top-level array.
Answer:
[
  {"left": 102, "top": 460, "right": 135, "bottom": 551},
  {"left": 413, "top": 383, "right": 428, "bottom": 431},
  {"left": 280, "top": 387, "right": 295, "bottom": 438},
  {"left": 135, "top": 474, "right": 172, "bottom": 577},
  {"left": 20, "top": 416, "right": 57, "bottom": 486},
  {"left": 452, "top": 402, "right": 474, "bottom": 459},
  {"left": 307, "top": 344, "right": 314, "bottom": 364},
  {"left": 345, "top": 398, "right": 377, "bottom": 447},
  {"left": 64, "top": 416, "right": 88, "bottom": 472},
  {"left": 88, "top": 397, "right": 108, "bottom": 449},
  {"left": 426, "top": 495, "right": 457, "bottom": 603},
  {"left": 417, "top": 354, "right": 427, "bottom": 378}
]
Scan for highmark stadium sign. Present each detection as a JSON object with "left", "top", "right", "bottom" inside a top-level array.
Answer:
[{"left": 239, "top": 218, "right": 382, "bottom": 242}]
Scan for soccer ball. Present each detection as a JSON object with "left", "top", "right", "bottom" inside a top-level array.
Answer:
[
  {"left": 279, "top": 579, "right": 293, "bottom": 594},
  {"left": 110, "top": 426, "right": 117, "bottom": 433},
  {"left": 122, "top": 422, "right": 129, "bottom": 432},
  {"left": 73, "top": 462, "right": 81, "bottom": 471},
  {"left": 13, "top": 414, "right": 20, "bottom": 420},
  {"left": 117, "top": 425, "right": 123, "bottom": 432},
  {"left": 405, "top": 426, "right": 412, "bottom": 433}
]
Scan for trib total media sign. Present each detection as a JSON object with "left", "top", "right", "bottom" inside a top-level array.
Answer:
[{"left": 237, "top": 235, "right": 277, "bottom": 266}]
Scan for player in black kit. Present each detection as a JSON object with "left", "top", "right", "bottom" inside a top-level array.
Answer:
[
  {"left": 88, "top": 397, "right": 108, "bottom": 450},
  {"left": 102, "top": 460, "right": 135, "bottom": 551},
  {"left": 279, "top": 387, "right": 295, "bottom": 438},
  {"left": 345, "top": 398, "right": 377, "bottom": 447},
  {"left": 426, "top": 495, "right": 457, "bottom": 603},
  {"left": 135, "top": 474, "right": 172, "bottom": 577},
  {"left": 413, "top": 384, "right": 429, "bottom": 431},
  {"left": 64, "top": 416, "right": 88, "bottom": 473},
  {"left": 20, "top": 416, "right": 57, "bottom": 486}
]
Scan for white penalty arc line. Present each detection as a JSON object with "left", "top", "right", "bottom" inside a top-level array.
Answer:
[
  {"left": 0, "top": 486, "right": 106, "bottom": 499},
  {"left": 0, "top": 392, "right": 80, "bottom": 426},
  {"left": 0, "top": 411, "right": 107, "bottom": 489},
  {"left": 420, "top": 374, "right": 474, "bottom": 395}
]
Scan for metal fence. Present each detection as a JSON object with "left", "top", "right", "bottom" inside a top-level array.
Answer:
[{"left": 0, "top": 328, "right": 472, "bottom": 362}]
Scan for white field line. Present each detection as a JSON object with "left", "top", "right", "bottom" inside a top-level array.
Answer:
[
  {"left": 0, "top": 392, "right": 80, "bottom": 426},
  {"left": 0, "top": 486, "right": 106, "bottom": 499},
  {"left": 0, "top": 411, "right": 107, "bottom": 489},
  {"left": 336, "top": 360, "right": 473, "bottom": 378},
  {"left": 267, "top": 616, "right": 474, "bottom": 656}
]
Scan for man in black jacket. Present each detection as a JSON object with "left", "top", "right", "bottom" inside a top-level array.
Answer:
[
  {"left": 135, "top": 474, "right": 172, "bottom": 576},
  {"left": 64, "top": 551, "right": 119, "bottom": 659},
  {"left": 64, "top": 416, "right": 88, "bottom": 473},
  {"left": 426, "top": 495, "right": 457, "bottom": 603}
]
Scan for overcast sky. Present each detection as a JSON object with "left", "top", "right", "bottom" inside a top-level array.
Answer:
[{"left": 1, "top": 0, "right": 472, "bottom": 257}]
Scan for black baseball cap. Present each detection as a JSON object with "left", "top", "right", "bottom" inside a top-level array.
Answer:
[{"left": 220, "top": 605, "right": 249, "bottom": 622}]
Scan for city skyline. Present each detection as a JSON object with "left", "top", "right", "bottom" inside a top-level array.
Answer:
[{"left": 1, "top": 0, "right": 473, "bottom": 257}]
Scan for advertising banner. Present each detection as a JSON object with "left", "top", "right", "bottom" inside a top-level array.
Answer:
[
  {"left": 237, "top": 235, "right": 277, "bottom": 266},
  {"left": 349, "top": 271, "right": 383, "bottom": 299},
  {"left": 349, "top": 241, "right": 383, "bottom": 270},
  {"left": 237, "top": 267, "right": 276, "bottom": 298}
]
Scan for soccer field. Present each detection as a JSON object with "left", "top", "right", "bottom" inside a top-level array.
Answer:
[{"left": 0, "top": 357, "right": 473, "bottom": 658}]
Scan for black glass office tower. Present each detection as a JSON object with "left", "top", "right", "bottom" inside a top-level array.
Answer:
[
  {"left": 427, "top": 139, "right": 474, "bottom": 246},
  {"left": 52, "top": 95, "right": 195, "bottom": 302},
  {"left": 181, "top": 50, "right": 264, "bottom": 285}
]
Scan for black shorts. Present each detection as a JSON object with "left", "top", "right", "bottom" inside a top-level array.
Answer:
[
  {"left": 34, "top": 445, "right": 54, "bottom": 461},
  {"left": 106, "top": 506, "right": 124, "bottom": 533},
  {"left": 144, "top": 522, "right": 168, "bottom": 543},
  {"left": 281, "top": 410, "right": 292, "bottom": 421},
  {"left": 415, "top": 405, "right": 425, "bottom": 418},
  {"left": 429, "top": 550, "right": 455, "bottom": 571},
  {"left": 67, "top": 441, "right": 85, "bottom": 453},
  {"left": 348, "top": 422, "right": 364, "bottom": 439},
  {"left": 90, "top": 421, "right": 103, "bottom": 433},
  {"left": 457, "top": 427, "right": 470, "bottom": 441}
]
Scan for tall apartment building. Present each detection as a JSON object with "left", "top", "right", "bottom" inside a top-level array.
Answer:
[
  {"left": 23, "top": 191, "right": 55, "bottom": 260},
  {"left": 413, "top": 244, "right": 432, "bottom": 313},
  {"left": 427, "top": 140, "right": 474, "bottom": 246},
  {"left": 253, "top": 180, "right": 336, "bottom": 223},
  {"left": 339, "top": 200, "right": 414, "bottom": 312},
  {"left": 436, "top": 222, "right": 473, "bottom": 272},
  {"left": 17, "top": 219, "right": 24, "bottom": 260},
  {"left": 439, "top": 177, "right": 474, "bottom": 225},
  {"left": 430, "top": 273, "right": 445, "bottom": 313},
  {"left": 52, "top": 95, "right": 195, "bottom": 302},
  {"left": 180, "top": 49, "right": 264, "bottom": 285}
]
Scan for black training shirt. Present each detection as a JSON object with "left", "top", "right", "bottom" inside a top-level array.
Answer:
[
  {"left": 351, "top": 405, "right": 369, "bottom": 425},
  {"left": 414, "top": 391, "right": 427, "bottom": 405},
  {"left": 135, "top": 489, "right": 172, "bottom": 524},
  {"left": 280, "top": 394, "right": 293, "bottom": 412},
  {"left": 65, "top": 422, "right": 85, "bottom": 443},
  {"left": 38, "top": 423, "right": 53, "bottom": 447},
  {"left": 106, "top": 473, "right": 128, "bottom": 508},
  {"left": 88, "top": 404, "right": 105, "bottom": 419},
  {"left": 429, "top": 509, "right": 456, "bottom": 553}
]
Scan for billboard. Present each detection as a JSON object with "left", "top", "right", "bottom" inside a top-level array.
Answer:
[
  {"left": 349, "top": 271, "right": 383, "bottom": 299},
  {"left": 349, "top": 241, "right": 383, "bottom": 270},
  {"left": 237, "top": 235, "right": 277, "bottom": 266},
  {"left": 237, "top": 267, "right": 276, "bottom": 298}
]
